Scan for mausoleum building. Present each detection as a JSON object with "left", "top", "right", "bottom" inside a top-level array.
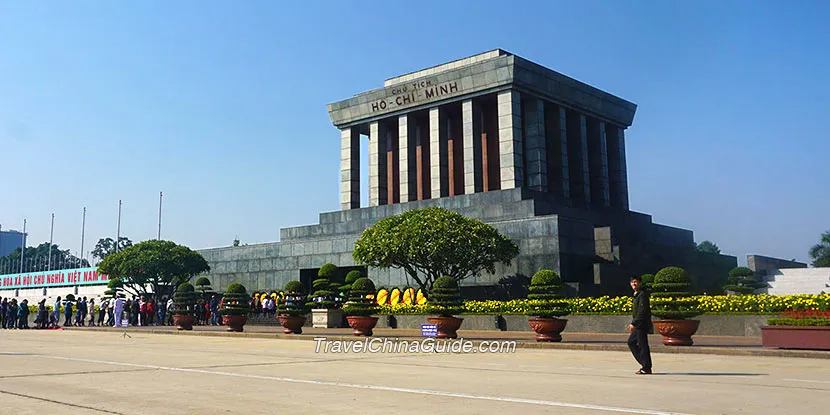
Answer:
[{"left": 196, "top": 50, "right": 737, "bottom": 296}]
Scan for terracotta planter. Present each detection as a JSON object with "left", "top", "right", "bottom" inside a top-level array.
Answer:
[
  {"left": 427, "top": 316, "right": 464, "bottom": 339},
  {"left": 279, "top": 315, "right": 306, "bottom": 334},
  {"left": 173, "top": 314, "right": 194, "bottom": 331},
  {"left": 761, "top": 325, "right": 830, "bottom": 350},
  {"left": 223, "top": 314, "right": 248, "bottom": 332},
  {"left": 346, "top": 316, "right": 379, "bottom": 336},
  {"left": 653, "top": 319, "right": 700, "bottom": 346},
  {"left": 528, "top": 317, "right": 568, "bottom": 342}
]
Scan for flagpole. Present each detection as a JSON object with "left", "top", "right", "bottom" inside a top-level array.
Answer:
[
  {"left": 158, "top": 191, "right": 163, "bottom": 240},
  {"left": 116, "top": 200, "right": 122, "bottom": 253},
  {"left": 19, "top": 219, "right": 26, "bottom": 273},
  {"left": 48, "top": 213, "right": 54, "bottom": 270},
  {"left": 80, "top": 206, "right": 86, "bottom": 268}
]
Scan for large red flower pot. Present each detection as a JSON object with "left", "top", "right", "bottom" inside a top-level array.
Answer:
[
  {"left": 761, "top": 325, "right": 830, "bottom": 350},
  {"left": 173, "top": 314, "right": 194, "bottom": 331},
  {"left": 528, "top": 317, "right": 568, "bottom": 342},
  {"left": 346, "top": 316, "right": 379, "bottom": 336},
  {"left": 223, "top": 315, "right": 248, "bottom": 332},
  {"left": 653, "top": 319, "right": 700, "bottom": 346},
  {"left": 278, "top": 315, "right": 306, "bottom": 334},
  {"left": 427, "top": 316, "right": 464, "bottom": 339}
]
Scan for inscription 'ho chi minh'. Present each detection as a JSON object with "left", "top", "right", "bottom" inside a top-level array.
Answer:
[{"left": 370, "top": 80, "right": 460, "bottom": 113}]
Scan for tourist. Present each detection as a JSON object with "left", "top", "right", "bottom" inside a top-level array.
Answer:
[
  {"left": 166, "top": 297, "right": 174, "bottom": 325},
  {"left": 98, "top": 299, "right": 107, "bottom": 326},
  {"left": 63, "top": 298, "right": 73, "bottom": 326},
  {"left": 0, "top": 297, "right": 7, "bottom": 329},
  {"left": 114, "top": 295, "right": 124, "bottom": 327},
  {"left": 18, "top": 299, "right": 30, "bottom": 329},
  {"left": 88, "top": 298, "right": 96, "bottom": 326},
  {"left": 147, "top": 299, "right": 156, "bottom": 326},
  {"left": 36, "top": 299, "right": 48, "bottom": 329},
  {"left": 131, "top": 297, "right": 140, "bottom": 326},
  {"left": 53, "top": 296, "right": 62, "bottom": 328},
  {"left": 627, "top": 275, "right": 653, "bottom": 375},
  {"left": 7, "top": 299, "right": 18, "bottom": 329}
]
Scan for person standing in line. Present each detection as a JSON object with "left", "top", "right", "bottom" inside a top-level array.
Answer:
[
  {"left": 98, "top": 299, "right": 107, "bottom": 326},
  {"left": 627, "top": 275, "right": 653, "bottom": 375},
  {"left": 87, "top": 298, "right": 95, "bottom": 326},
  {"left": 166, "top": 297, "right": 174, "bottom": 325},
  {"left": 0, "top": 298, "right": 7, "bottom": 329},
  {"left": 18, "top": 299, "right": 30, "bottom": 329},
  {"left": 52, "top": 296, "right": 62, "bottom": 328},
  {"left": 63, "top": 298, "right": 73, "bottom": 326},
  {"left": 113, "top": 295, "right": 124, "bottom": 327},
  {"left": 8, "top": 299, "right": 18, "bottom": 329}
]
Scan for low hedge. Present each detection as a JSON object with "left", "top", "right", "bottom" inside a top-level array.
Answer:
[
  {"left": 767, "top": 318, "right": 830, "bottom": 327},
  {"left": 375, "top": 294, "right": 830, "bottom": 315}
]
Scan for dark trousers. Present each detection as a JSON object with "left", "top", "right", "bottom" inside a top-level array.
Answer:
[{"left": 627, "top": 328, "right": 652, "bottom": 370}]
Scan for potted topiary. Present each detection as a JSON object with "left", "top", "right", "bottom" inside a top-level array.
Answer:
[
  {"left": 194, "top": 276, "right": 213, "bottom": 300},
  {"left": 220, "top": 282, "right": 250, "bottom": 332},
  {"left": 173, "top": 282, "right": 197, "bottom": 330},
  {"left": 723, "top": 266, "right": 767, "bottom": 295},
  {"left": 650, "top": 266, "right": 703, "bottom": 346},
  {"left": 278, "top": 280, "right": 309, "bottom": 334},
  {"left": 427, "top": 276, "right": 464, "bottom": 339},
  {"left": 343, "top": 277, "right": 379, "bottom": 336},
  {"left": 340, "top": 270, "right": 363, "bottom": 298},
  {"left": 526, "top": 270, "right": 571, "bottom": 342},
  {"left": 308, "top": 263, "right": 343, "bottom": 328}
]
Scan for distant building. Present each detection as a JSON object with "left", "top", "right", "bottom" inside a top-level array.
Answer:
[{"left": 0, "top": 227, "right": 27, "bottom": 258}]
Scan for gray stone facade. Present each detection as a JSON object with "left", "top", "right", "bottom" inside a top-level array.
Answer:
[{"left": 196, "top": 50, "right": 737, "bottom": 297}]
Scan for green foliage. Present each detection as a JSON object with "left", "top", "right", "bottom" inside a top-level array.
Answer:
[
  {"left": 695, "top": 240, "right": 721, "bottom": 255},
  {"left": 220, "top": 282, "right": 250, "bottom": 316},
  {"left": 809, "top": 231, "right": 830, "bottom": 268},
  {"left": 526, "top": 270, "right": 570, "bottom": 318},
  {"left": 318, "top": 263, "right": 337, "bottom": 278},
  {"left": 340, "top": 270, "right": 363, "bottom": 294},
  {"left": 641, "top": 274, "right": 655, "bottom": 289},
  {"left": 723, "top": 266, "right": 767, "bottom": 295},
  {"left": 342, "top": 277, "right": 378, "bottom": 317},
  {"left": 173, "top": 282, "right": 197, "bottom": 316},
  {"left": 92, "top": 237, "right": 133, "bottom": 262},
  {"left": 767, "top": 318, "right": 830, "bottom": 327},
  {"left": 278, "top": 280, "right": 310, "bottom": 316},
  {"left": 650, "top": 266, "right": 702, "bottom": 320},
  {"left": 65, "top": 294, "right": 75, "bottom": 301},
  {"left": 352, "top": 207, "right": 520, "bottom": 295},
  {"left": 430, "top": 276, "right": 463, "bottom": 317},
  {"left": 0, "top": 242, "right": 90, "bottom": 273},
  {"left": 96, "top": 239, "right": 210, "bottom": 303}
]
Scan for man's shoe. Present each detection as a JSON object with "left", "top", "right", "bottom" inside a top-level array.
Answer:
[{"left": 635, "top": 368, "right": 652, "bottom": 375}]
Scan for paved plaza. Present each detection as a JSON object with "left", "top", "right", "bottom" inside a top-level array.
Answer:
[{"left": 1, "top": 330, "right": 828, "bottom": 414}]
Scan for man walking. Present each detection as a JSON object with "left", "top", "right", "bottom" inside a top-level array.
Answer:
[{"left": 627, "top": 275, "right": 653, "bottom": 375}]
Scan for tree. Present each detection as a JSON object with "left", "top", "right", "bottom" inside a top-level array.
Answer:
[
  {"left": 695, "top": 240, "right": 721, "bottom": 255},
  {"left": 92, "top": 237, "right": 133, "bottom": 262},
  {"left": 0, "top": 243, "right": 89, "bottom": 273},
  {"left": 809, "top": 231, "right": 830, "bottom": 268},
  {"left": 352, "top": 207, "right": 520, "bottom": 295},
  {"left": 233, "top": 238, "right": 240, "bottom": 247},
  {"left": 96, "top": 239, "right": 210, "bottom": 303},
  {"left": 723, "top": 266, "right": 767, "bottom": 295},
  {"left": 194, "top": 277, "right": 212, "bottom": 299}
]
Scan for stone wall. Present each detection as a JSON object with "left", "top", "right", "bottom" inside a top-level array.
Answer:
[{"left": 748, "top": 254, "right": 808, "bottom": 274}]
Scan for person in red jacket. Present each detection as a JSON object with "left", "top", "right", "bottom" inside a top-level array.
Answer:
[
  {"left": 146, "top": 300, "right": 156, "bottom": 326},
  {"left": 139, "top": 298, "right": 147, "bottom": 326}
]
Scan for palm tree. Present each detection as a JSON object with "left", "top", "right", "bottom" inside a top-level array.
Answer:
[{"left": 808, "top": 231, "right": 830, "bottom": 268}]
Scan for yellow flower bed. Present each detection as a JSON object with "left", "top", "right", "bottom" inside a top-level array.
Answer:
[{"left": 376, "top": 294, "right": 830, "bottom": 315}]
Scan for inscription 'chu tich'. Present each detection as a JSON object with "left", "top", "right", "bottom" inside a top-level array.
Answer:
[{"left": 370, "top": 81, "right": 459, "bottom": 112}]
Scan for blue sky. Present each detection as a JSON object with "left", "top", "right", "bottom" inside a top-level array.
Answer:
[{"left": 1, "top": 1, "right": 828, "bottom": 265}]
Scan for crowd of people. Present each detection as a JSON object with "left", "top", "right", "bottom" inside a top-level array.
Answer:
[{"left": 0, "top": 294, "right": 227, "bottom": 329}]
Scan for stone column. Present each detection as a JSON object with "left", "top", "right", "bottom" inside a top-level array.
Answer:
[
  {"left": 398, "top": 115, "right": 410, "bottom": 203},
  {"left": 606, "top": 125, "right": 630, "bottom": 210},
  {"left": 429, "top": 107, "right": 442, "bottom": 199},
  {"left": 368, "top": 121, "right": 387, "bottom": 206},
  {"left": 523, "top": 97, "right": 547, "bottom": 192},
  {"left": 578, "top": 114, "right": 591, "bottom": 205},
  {"left": 340, "top": 127, "right": 360, "bottom": 210},
  {"left": 557, "top": 107, "right": 570, "bottom": 199},
  {"left": 497, "top": 90, "right": 523, "bottom": 190},
  {"left": 462, "top": 100, "right": 480, "bottom": 194},
  {"left": 597, "top": 122, "right": 611, "bottom": 207}
]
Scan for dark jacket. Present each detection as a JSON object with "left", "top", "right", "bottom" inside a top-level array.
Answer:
[{"left": 631, "top": 289, "right": 653, "bottom": 334}]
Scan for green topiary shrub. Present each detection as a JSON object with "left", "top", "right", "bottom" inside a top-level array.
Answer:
[
  {"left": 723, "top": 266, "right": 767, "bottom": 295},
  {"left": 340, "top": 270, "right": 363, "bottom": 295},
  {"left": 307, "top": 264, "right": 338, "bottom": 309},
  {"left": 650, "top": 266, "right": 702, "bottom": 320},
  {"left": 279, "top": 280, "right": 310, "bottom": 316},
  {"left": 526, "top": 270, "right": 571, "bottom": 318},
  {"left": 641, "top": 273, "right": 655, "bottom": 289},
  {"left": 220, "top": 282, "right": 250, "bottom": 316},
  {"left": 342, "top": 277, "right": 378, "bottom": 317},
  {"left": 173, "top": 283, "right": 197, "bottom": 316},
  {"left": 430, "top": 276, "right": 463, "bottom": 317}
]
